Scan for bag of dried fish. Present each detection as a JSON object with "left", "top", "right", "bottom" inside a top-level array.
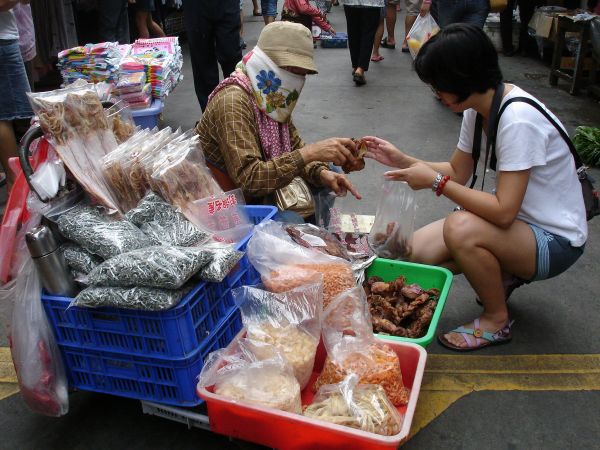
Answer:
[
  {"left": 247, "top": 221, "right": 355, "bottom": 308},
  {"left": 87, "top": 246, "right": 212, "bottom": 289},
  {"left": 126, "top": 192, "right": 211, "bottom": 247},
  {"left": 304, "top": 374, "right": 403, "bottom": 436},
  {"left": 284, "top": 224, "right": 350, "bottom": 261},
  {"left": 57, "top": 205, "right": 154, "bottom": 259},
  {"left": 314, "top": 287, "right": 410, "bottom": 406},
  {"left": 368, "top": 181, "right": 416, "bottom": 260},
  {"left": 198, "top": 243, "right": 244, "bottom": 283},
  {"left": 72, "top": 285, "right": 186, "bottom": 311},
  {"left": 198, "top": 339, "right": 302, "bottom": 414},
  {"left": 232, "top": 283, "right": 323, "bottom": 389},
  {"left": 105, "top": 102, "right": 135, "bottom": 143},
  {"left": 62, "top": 243, "right": 103, "bottom": 275}
]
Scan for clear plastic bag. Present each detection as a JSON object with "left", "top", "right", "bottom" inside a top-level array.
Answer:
[
  {"left": 105, "top": 101, "right": 136, "bottom": 143},
  {"left": 247, "top": 221, "right": 355, "bottom": 308},
  {"left": 368, "top": 181, "right": 416, "bottom": 260},
  {"left": 62, "top": 243, "right": 103, "bottom": 275},
  {"left": 126, "top": 191, "right": 211, "bottom": 247},
  {"left": 57, "top": 205, "right": 154, "bottom": 259},
  {"left": 284, "top": 223, "right": 350, "bottom": 261},
  {"left": 198, "top": 339, "right": 302, "bottom": 414},
  {"left": 197, "top": 242, "right": 244, "bottom": 283},
  {"left": 87, "top": 246, "right": 212, "bottom": 289},
  {"left": 28, "top": 82, "right": 123, "bottom": 214},
  {"left": 29, "top": 149, "right": 66, "bottom": 201},
  {"left": 8, "top": 258, "right": 69, "bottom": 416},
  {"left": 232, "top": 282, "right": 323, "bottom": 389},
  {"left": 72, "top": 285, "right": 187, "bottom": 311},
  {"left": 314, "top": 287, "right": 410, "bottom": 406},
  {"left": 405, "top": 13, "right": 440, "bottom": 59},
  {"left": 304, "top": 374, "right": 403, "bottom": 436}
]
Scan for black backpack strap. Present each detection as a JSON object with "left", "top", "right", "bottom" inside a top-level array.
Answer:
[
  {"left": 469, "top": 114, "right": 483, "bottom": 189},
  {"left": 495, "top": 96, "right": 584, "bottom": 171}
]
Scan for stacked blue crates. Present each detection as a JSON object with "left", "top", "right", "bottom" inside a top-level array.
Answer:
[{"left": 42, "top": 205, "right": 276, "bottom": 406}]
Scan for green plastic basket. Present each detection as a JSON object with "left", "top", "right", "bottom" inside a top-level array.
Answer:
[{"left": 366, "top": 258, "right": 453, "bottom": 347}]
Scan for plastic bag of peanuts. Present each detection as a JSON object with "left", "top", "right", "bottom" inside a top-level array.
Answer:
[
  {"left": 314, "top": 287, "right": 410, "bottom": 406},
  {"left": 232, "top": 282, "right": 323, "bottom": 389},
  {"left": 246, "top": 221, "right": 355, "bottom": 308}
]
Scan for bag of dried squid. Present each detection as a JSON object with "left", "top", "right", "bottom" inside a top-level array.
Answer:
[
  {"left": 197, "top": 338, "right": 302, "bottom": 414},
  {"left": 314, "top": 287, "right": 410, "bottom": 406},
  {"left": 304, "top": 374, "right": 403, "bottom": 436},
  {"left": 246, "top": 220, "right": 355, "bottom": 308},
  {"left": 232, "top": 282, "right": 323, "bottom": 389}
]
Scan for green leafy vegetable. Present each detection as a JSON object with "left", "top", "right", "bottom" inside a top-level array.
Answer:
[{"left": 574, "top": 126, "right": 600, "bottom": 167}]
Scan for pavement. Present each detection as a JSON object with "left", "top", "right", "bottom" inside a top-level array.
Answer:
[{"left": 0, "top": 2, "right": 599, "bottom": 449}]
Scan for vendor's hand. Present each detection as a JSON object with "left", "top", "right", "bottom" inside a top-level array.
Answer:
[
  {"left": 361, "top": 136, "right": 414, "bottom": 169},
  {"left": 320, "top": 170, "right": 362, "bottom": 199},
  {"left": 384, "top": 162, "right": 439, "bottom": 190},
  {"left": 420, "top": 2, "right": 431, "bottom": 16},
  {"left": 300, "top": 138, "right": 358, "bottom": 167}
]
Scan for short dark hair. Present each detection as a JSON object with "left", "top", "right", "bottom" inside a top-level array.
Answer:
[{"left": 414, "top": 23, "right": 503, "bottom": 102}]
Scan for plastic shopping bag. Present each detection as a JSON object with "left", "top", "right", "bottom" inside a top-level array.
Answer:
[
  {"left": 368, "top": 181, "right": 416, "bottom": 260},
  {"left": 8, "top": 257, "right": 69, "bottom": 416},
  {"left": 405, "top": 13, "right": 440, "bottom": 59}
]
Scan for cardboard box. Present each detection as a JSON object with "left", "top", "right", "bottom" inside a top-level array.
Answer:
[
  {"left": 529, "top": 10, "right": 560, "bottom": 39},
  {"left": 560, "top": 56, "right": 594, "bottom": 71}
]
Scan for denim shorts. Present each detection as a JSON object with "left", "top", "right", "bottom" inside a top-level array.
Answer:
[
  {"left": 436, "top": 0, "right": 489, "bottom": 28},
  {"left": 261, "top": 0, "right": 277, "bottom": 17},
  {"left": 0, "top": 40, "right": 33, "bottom": 121},
  {"left": 529, "top": 223, "right": 585, "bottom": 281}
]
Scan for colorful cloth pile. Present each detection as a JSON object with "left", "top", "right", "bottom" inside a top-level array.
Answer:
[
  {"left": 114, "top": 72, "right": 152, "bottom": 109},
  {"left": 58, "top": 42, "right": 128, "bottom": 84}
]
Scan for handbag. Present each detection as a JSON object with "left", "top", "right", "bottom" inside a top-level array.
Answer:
[
  {"left": 274, "top": 176, "right": 316, "bottom": 218},
  {"left": 489, "top": 0, "right": 508, "bottom": 13}
]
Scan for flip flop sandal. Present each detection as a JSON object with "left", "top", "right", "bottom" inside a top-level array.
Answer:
[
  {"left": 437, "top": 318, "right": 514, "bottom": 352},
  {"left": 380, "top": 37, "right": 396, "bottom": 49},
  {"left": 253, "top": 11, "right": 262, "bottom": 16},
  {"left": 370, "top": 55, "right": 384, "bottom": 62},
  {"left": 401, "top": 46, "right": 410, "bottom": 53}
]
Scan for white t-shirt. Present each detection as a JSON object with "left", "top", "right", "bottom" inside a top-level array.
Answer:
[
  {"left": 0, "top": 11, "right": 19, "bottom": 40},
  {"left": 457, "top": 85, "right": 588, "bottom": 247}
]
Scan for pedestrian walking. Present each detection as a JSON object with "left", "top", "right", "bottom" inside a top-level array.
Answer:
[{"left": 436, "top": 0, "right": 488, "bottom": 28}]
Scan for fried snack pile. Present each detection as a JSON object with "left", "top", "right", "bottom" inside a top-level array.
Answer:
[
  {"left": 365, "top": 276, "right": 439, "bottom": 339},
  {"left": 342, "top": 138, "right": 367, "bottom": 173},
  {"left": 284, "top": 224, "right": 351, "bottom": 261}
]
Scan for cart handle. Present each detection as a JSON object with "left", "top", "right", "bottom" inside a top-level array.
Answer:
[{"left": 18, "top": 124, "right": 46, "bottom": 202}]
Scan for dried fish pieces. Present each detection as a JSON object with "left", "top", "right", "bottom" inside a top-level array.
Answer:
[
  {"left": 57, "top": 205, "right": 154, "bottom": 259},
  {"left": 247, "top": 324, "right": 319, "bottom": 389},
  {"left": 87, "top": 246, "right": 212, "bottom": 289},
  {"left": 126, "top": 192, "right": 211, "bottom": 247},
  {"left": 72, "top": 285, "right": 185, "bottom": 311},
  {"left": 304, "top": 382, "right": 402, "bottom": 436}
]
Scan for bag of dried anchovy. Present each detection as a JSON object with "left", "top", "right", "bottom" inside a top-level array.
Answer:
[
  {"left": 87, "top": 246, "right": 213, "bottom": 289},
  {"left": 198, "top": 243, "right": 244, "bottom": 283},
  {"left": 71, "top": 285, "right": 186, "bottom": 311},
  {"left": 126, "top": 191, "right": 211, "bottom": 247},
  {"left": 57, "top": 205, "right": 154, "bottom": 259},
  {"left": 62, "top": 243, "right": 103, "bottom": 275}
]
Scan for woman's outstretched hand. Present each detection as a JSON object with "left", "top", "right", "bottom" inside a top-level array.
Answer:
[
  {"left": 361, "top": 136, "right": 414, "bottom": 169},
  {"left": 384, "top": 162, "right": 439, "bottom": 190}
]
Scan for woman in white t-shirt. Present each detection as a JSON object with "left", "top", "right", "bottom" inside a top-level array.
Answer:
[{"left": 363, "top": 24, "right": 588, "bottom": 351}]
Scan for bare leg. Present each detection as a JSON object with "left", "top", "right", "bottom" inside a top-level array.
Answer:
[
  {"left": 252, "top": 0, "right": 261, "bottom": 15},
  {"left": 403, "top": 15, "right": 417, "bottom": 50},
  {"left": 0, "top": 120, "right": 17, "bottom": 189},
  {"left": 371, "top": 19, "right": 385, "bottom": 60},
  {"left": 440, "top": 211, "right": 537, "bottom": 348},
  {"left": 136, "top": 11, "right": 151, "bottom": 39},
  {"left": 385, "top": 4, "right": 397, "bottom": 45},
  {"left": 263, "top": 15, "right": 275, "bottom": 25},
  {"left": 147, "top": 15, "right": 166, "bottom": 38}
]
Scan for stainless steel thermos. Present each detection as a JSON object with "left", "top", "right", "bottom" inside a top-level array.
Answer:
[{"left": 26, "top": 225, "right": 77, "bottom": 297}]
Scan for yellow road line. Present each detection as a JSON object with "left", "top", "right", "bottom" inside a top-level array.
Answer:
[{"left": 410, "top": 354, "right": 600, "bottom": 438}]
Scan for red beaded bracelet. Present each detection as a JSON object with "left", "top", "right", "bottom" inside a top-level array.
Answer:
[{"left": 435, "top": 175, "right": 450, "bottom": 196}]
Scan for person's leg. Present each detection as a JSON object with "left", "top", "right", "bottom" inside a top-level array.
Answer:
[
  {"left": 439, "top": 211, "right": 537, "bottom": 348},
  {"left": 356, "top": 7, "right": 382, "bottom": 74},
  {"left": 436, "top": 0, "right": 462, "bottom": 27},
  {"left": 344, "top": 5, "right": 361, "bottom": 71},
  {"left": 98, "top": 0, "right": 128, "bottom": 42},
  {"left": 182, "top": 0, "right": 218, "bottom": 111},
  {"left": 136, "top": 11, "right": 151, "bottom": 39},
  {"left": 252, "top": 0, "right": 261, "bottom": 15},
  {"left": 215, "top": 3, "right": 243, "bottom": 80},
  {"left": 0, "top": 120, "right": 17, "bottom": 188},
  {"left": 500, "top": 0, "right": 516, "bottom": 54},
  {"left": 385, "top": 3, "right": 398, "bottom": 45},
  {"left": 518, "top": 0, "right": 538, "bottom": 56},
  {"left": 261, "top": 0, "right": 277, "bottom": 24},
  {"left": 461, "top": 0, "right": 489, "bottom": 29},
  {"left": 147, "top": 14, "right": 166, "bottom": 37},
  {"left": 371, "top": 10, "right": 385, "bottom": 61}
]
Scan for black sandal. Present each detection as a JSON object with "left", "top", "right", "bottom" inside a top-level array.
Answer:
[
  {"left": 380, "top": 37, "right": 396, "bottom": 49},
  {"left": 353, "top": 73, "right": 366, "bottom": 86}
]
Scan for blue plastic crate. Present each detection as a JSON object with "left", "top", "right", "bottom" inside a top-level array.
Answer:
[
  {"left": 42, "top": 205, "right": 276, "bottom": 359},
  {"left": 61, "top": 307, "right": 243, "bottom": 406},
  {"left": 131, "top": 99, "right": 163, "bottom": 129}
]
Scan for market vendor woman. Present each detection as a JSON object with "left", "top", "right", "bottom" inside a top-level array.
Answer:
[
  {"left": 196, "top": 21, "right": 362, "bottom": 222},
  {"left": 364, "top": 24, "right": 588, "bottom": 351}
]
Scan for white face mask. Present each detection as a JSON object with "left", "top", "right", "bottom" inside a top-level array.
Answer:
[{"left": 241, "top": 47, "right": 306, "bottom": 123}]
